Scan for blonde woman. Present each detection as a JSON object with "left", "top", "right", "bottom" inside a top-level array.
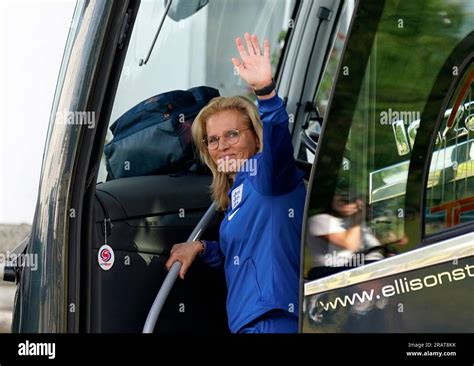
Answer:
[{"left": 165, "top": 33, "right": 306, "bottom": 333}]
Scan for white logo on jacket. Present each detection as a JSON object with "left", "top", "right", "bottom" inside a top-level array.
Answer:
[
  {"left": 231, "top": 184, "right": 243, "bottom": 210},
  {"left": 228, "top": 207, "right": 241, "bottom": 221}
]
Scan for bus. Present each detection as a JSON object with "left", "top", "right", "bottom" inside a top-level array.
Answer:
[{"left": 3, "top": 0, "right": 473, "bottom": 333}]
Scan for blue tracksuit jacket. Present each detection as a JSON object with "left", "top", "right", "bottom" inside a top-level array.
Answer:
[{"left": 200, "top": 93, "right": 306, "bottom": 333}]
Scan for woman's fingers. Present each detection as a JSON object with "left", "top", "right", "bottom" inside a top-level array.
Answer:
[
  {"left": 165, "top": 244, "right": 195, "bottom": 279},
  {"left": 235, "top": 37, "right": 248, "bottom": 60},
  {"left": 179, "top": 262, "right": 189, "bottom": 280},
  {"left": 244, "top": 32, "right": 256, "bottom": 56},
  {"left": 235, "top": 34, "right": 268, "bottom": 63},
  {"left": 165, "top": 257, "right": 174, "bottom": 271},
  {"left": 170, "top": 242, "right": 182, "bottom": 254},
  {"left": 251, "top": 34, "right": 262, "bottom": 56},
  {"left": 231, "top": 57, "right": 242, "bottom": 69},
  {"left": 263, "top": 39, "right": 270, "bottom": 60},
  {"left": 165, "top": 251, "right": 180, "bottom": 271}
]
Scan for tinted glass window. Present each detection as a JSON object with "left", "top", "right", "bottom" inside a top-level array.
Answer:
[
  {"left": 304, "top": 0, "right": 474, "bottom": 280},
  {"left": 299, "top": 1, "right": 355, "bottom": 164},
  {"left": 98, "top": 0, "right": 298, "bottom": 182},
  {"left": 425, "top": 64, "right": 474, "bottom": 235}
]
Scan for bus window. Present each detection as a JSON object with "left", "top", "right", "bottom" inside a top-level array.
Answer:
[
  {"left": 299, "top": 1, "right": 355, "bottom": 164},
  {"left": 313, "top": 1, "right": 354, "bottom": 118},
  {"left": 304, "top": 0, "right": 474, "bottom": 281},
  {"left": 425, "top": 64, "right": 474, "bottom": 235},
  {"left": 97, "top": 0, "right": 298, "bottom": 182}
]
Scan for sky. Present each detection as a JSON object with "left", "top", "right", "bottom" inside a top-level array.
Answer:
[{"left": 0, "top": 0, "right": 76, "bottom": 224}]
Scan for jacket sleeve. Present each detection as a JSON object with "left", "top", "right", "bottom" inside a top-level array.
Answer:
[
  {"left": 199, "top": 240, "right": 224, "bottom": 268},
  {"left": 249, "top": 93, "right": 303, "bottom": 195}
]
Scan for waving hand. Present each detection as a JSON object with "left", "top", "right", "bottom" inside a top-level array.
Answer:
[{"left": 231, "top": 33, "right": 273, "bottom": 91}]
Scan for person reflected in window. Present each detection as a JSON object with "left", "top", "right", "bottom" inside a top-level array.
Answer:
[
  {"left": 306, "top": 186, "right": 381, "bottom": 279},
  {"left": 165, "top": 33, "right": 306, "bottom": 333}
]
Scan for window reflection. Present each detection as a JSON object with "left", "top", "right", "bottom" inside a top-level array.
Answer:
[
  {"left": 425, "top": 65, "right": 474, "bottom": 235},
  {"left": 304, "top": 0, "right": 473, "bottom": 280}
]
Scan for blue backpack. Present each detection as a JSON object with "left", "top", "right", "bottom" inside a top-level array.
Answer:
[{"left": 104, "top": 86, "right": 219, "bottom": 180}]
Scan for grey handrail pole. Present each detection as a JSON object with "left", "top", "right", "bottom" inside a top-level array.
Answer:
[{"left": 142, "top": 201, "right": 218, "bottom": 333}]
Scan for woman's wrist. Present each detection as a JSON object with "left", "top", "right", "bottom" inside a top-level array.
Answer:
[
  {"left": 253, "top": 78, "right": 274, "bottom": 91},
  {"left": 256, "top": 89, "right": 276, "bottom": 100},
  {"left": 253, "top": 78, "right": 275, "bottom": 97},
  {"left": 195, "top": 240, "right": 205, "bottom": 256}
]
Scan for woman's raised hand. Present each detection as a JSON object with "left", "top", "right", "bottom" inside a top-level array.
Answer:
[{"left": 231, "top": 33, "right": 273, "bottom": 90}]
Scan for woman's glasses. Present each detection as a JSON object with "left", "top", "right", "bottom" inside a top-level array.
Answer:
[{"left": 204, "top": 127, "right": 251, "bottom": 150}]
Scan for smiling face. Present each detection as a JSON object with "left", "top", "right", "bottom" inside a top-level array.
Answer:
[{"left": 206, "top": 109, "right": 260, "bottom": 175}]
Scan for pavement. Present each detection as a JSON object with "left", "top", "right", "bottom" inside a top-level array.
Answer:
[
  {"left": 0, "top": 223, "right": 31, "bottom": 333},
  {"left": 0, "top": 284, "right": 15, "bottom": 333}
]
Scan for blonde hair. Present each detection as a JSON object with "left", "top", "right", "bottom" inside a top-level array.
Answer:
[{"left": 192, "top": 96, "right": 263, "bottom": 211}]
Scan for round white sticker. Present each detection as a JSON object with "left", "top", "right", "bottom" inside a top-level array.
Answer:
[{"left": 98, "top": 244, "right": 115, "bottom": 271}]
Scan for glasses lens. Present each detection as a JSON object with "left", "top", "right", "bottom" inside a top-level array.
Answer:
[
  {"left": 207, "top": 136, "right": 219, "bottom": 150},
  {"left": 225, "top": 129, "right": 240, "bottom": 144}
]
